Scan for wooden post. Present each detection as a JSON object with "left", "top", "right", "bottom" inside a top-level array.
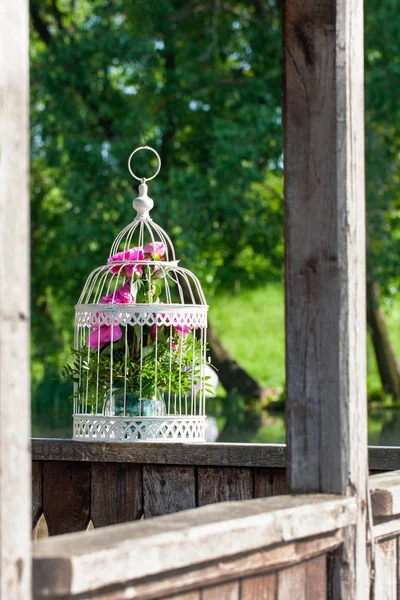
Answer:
[
  {"left": 283, "top": 0, "right": 368, "bottom": 597},
  {"left": 0, "top": 1, "right": 31, "bottom": 598}
]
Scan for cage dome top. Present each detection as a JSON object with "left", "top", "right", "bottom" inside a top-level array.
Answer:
[{"left": 76, "top": 146, "right": 207, "bottom": 315}]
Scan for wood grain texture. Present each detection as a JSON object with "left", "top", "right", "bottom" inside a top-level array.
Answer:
[
  {"left": 277, "top": 563, "right": 306, "bottom": 600},
  {"left": 197, "top": 467, "right": 253, "bottom": 505},
  {"left": 32, "top": 461, "right": 43, "bottom": 532},
  {"left": 253, "top": 468, "right": 274, "bottom": 498},
  {"left": 31, "top": 439, "right": 287, "bottom": 467},
  {"left": 31, "top": 439, "right": 400, "bottom": 472},
  {"left": 100, "top": 531, "right": 342, "bottom": 600},
  {"left": 143, "top": 465, "right": 195, "bottom": 518},
  {"left": 397, "top": 536, "right": 400, "bottom": 600},
  {"left": 164, "top": 594, "right": 200, "bottom": 600},
  {"left": 284, "top": 0, "right": 367, "bottom": 496},
  {"left": 271, "top": 472, "right": 289, "bottom": 496},
  {"left": 0, "top": 0, "right": 31, "bottom": 596},
  {"left": 370, "top": 470, "right": 400, "bottom": 517},
  {"left": 33, "top": 495, "right": 355, "bottom": 598},
  {"left": 201, "top": 582, "right": 239, "bottom": 599},
  {"left": 305, "top": 555, "right": 326, "bottom": 599},
  {"left": 373, "top": 516, "right": 400, "bottom": 540},
  {"left": 91, "top": 462, "right": 142, "bottom": 527},
  {"left": 369, "top": 447, "right": 400, "bottom": 472},
  {"left": 254, "top": 468, "right": 289, "bottom": 498},
  {"left": 240, "top": 574, "right": 276, "bottom": 599},
  {"left": 283, "top": 0, "right": 368, "bottom": 596},
  {"left": 43, "top": 461, "right": 90, "bottom": 535},
  {"left": 373, "top": 538, "right": 397, "bottom": 600}
]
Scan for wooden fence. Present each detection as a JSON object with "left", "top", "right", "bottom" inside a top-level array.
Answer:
[
  {"left": 33, "top": 493, "right": 356, "bottom": 599},
  {"left": 370, "top": 471, "right": 400, "bottom": 598},
  {"left": 31, "top": 442, "right": 400, "bottom": 599},
  {"left": 32, "top": 439, "right": 398, "bottom": 535}
]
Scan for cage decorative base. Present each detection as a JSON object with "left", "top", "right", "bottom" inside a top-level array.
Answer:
[{"left": 73, "top": 416, "right": 207, "bottom": 442}]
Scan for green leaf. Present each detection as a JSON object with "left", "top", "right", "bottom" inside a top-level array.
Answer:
[{"left": 130, "top": 278, "right": 143, "bottom": 301}]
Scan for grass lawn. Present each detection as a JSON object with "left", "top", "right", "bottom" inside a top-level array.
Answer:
[
  {"left": 210, "top": 283, "right": 285, "bottom": 390},
  {"left": 210, "top": 282, "right": 400, "bottom": 397},
  {"left": 210, "top": 282, "right": 400, "bottom": 444}
]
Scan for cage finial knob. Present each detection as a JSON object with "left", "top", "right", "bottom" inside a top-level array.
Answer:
[
  {"left": 128, "top": 146, "right": 161, "bottom": 220},
  {"left": 133, "top": 179, "right": 154, "bottom": 220}
]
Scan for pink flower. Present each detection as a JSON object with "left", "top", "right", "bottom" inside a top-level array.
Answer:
[
  {"left": 150, "top": 324, "right": 157, "bottom": 342},
  {"left": 143, "top": 241, "right": 166, "bottom": 259},
  {"left": 108, "top": 247, "right": 145, "bottom": 274},
  {"left": 88, "top": 324, "right": 122, "bottom": 348},
  {"left": 88, "top": 283, "right": 133, "bottom": 349},
  {"left": 101, "top": 282, "right": 134, "bottom": 304},
  {"left": 125, "top": 264, "right": 143, "bottom": 278},
  {"left": 175, "top": 324, "right": 191, "bottom": 337}
]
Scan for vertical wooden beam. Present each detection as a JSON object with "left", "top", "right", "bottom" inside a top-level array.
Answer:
[
  {"left": 283, "top": 0, "right": 368, "bottom": 597},
  {"left": 0, "top": 0, "right": 31, "bottom": 597}
]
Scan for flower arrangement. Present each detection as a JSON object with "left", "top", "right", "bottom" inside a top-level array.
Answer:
[{"left": 63, "top": 241, "right": 212, "bottom": 417}]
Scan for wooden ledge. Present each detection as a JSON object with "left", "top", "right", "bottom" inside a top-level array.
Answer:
[
  {"left": 32, "top": 439, "right": 400, "bottom": 470},
  {"left": 31, "top": 438, "right": 287, "bottom": 467},
  {"left": 33, "top": 494, "right": 356, "bottom": 598},
  {"left": 370, "top": 470, "right": 400, "bottom": 517}
]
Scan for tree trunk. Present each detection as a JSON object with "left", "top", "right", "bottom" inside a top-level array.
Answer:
[
  {"left": 367, "top": 281, "right": 400, "bottom": 399},
  {"left": 207, "top": 324, "right": 272, "bottom": 401}
]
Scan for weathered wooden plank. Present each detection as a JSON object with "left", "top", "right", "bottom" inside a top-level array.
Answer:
[
  {"left": 164, "top": 593, "right": 200, "bottom": 600},
  {"left": 91, "top": 462, "right": 142, "bottom": 527},
  {"left": 197, "top": 467, "right": 253, "bottom": 505},
  {"left": 373, "top": 538, "right": 397, "bottom": 600},
  {"left": 305, "top": 555, "right": 326, "bottom": 599},
  {"left": 240, "top": 573, "right": 276, "bottom": 599},
  {"left": 277, "top": 558, "right": 327, "bottom": 600},
  {"left": 201, "top": 582, "right": 239, "bottom": 599},
  {"left": 253, "top": 468, "right": 289, "bottom": 498},
  {"left": 277, "top": 563, "right": 306, "bottom": 600},
  {"left": 369, "top": 447, "right": 400, "bottom": 472},
  {"left": 32, "top": 462, "right": 43, "bottom": 532},
  {"left": 85, "top": 530, "right": 342, "bottom": 600},
  {"left": 143, "top": 465, "right": 195, "bottom": 518},
  {"left": 30, "top": 439, "right": 400, "bottom": 472},
  {"left": 272, "top": 472, "right": 289, "bottom": 496},
  {"left": 0, "top": 0, "right": 31, "bottom": 596},
  {"left": 31, "top": 439, "right": 287, "bottom": 467},
  {"left": 397, "top": 536, "right": 400, "bottom": 600},
  {"left": 373, "top": 516, "right": 400, "bottom": 540},
  {"left": 284, "top": 0, "right": 367, "bottom": 496},
  {"left": 253, "top": 468, "right": 274, "bottom": 498},
  {"left": 283, "top": 0, "right": 368, "bottom": 596},
  {"left": 106, "top": 530, "right": 343, "bottom": 600},
  {"left": 370, "top": 470, "right": 400, "bottom": 517},
  {"left": 33, "top": 495, "right": 355, "bottom": 598},
  {"left": 43, "top": 461, "right": 90, "bottom": 535}
]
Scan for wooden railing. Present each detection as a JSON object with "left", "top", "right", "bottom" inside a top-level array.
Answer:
[
  {"left": 32, "top": 439, "right": 287, "bottom": 535},
  {"left": 31, "top": 442, "right": 400, "bottom": 599},
  {"left": 32, "top": 439, "right": 400, "bottom": 536},
  {"left": 370, "top": 471, "right": 400, "bottom": 598},
  {"left": 33, "top": 494, "right": 356, "bottom": 599}
]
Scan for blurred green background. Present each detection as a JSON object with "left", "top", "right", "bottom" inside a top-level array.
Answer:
[{"left": 30, "top": 0, "right": 400, "bottom": 444}]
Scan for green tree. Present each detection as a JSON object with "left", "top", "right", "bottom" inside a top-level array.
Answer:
[
  {"left": 30, "top": 0, "right": 283, "bottom": 428},
  {"left": 365, "top": 0, "right": 400, "bottom": 398},
  {"left": 30, "top": 0, "right": 400, "bottom": 433}
]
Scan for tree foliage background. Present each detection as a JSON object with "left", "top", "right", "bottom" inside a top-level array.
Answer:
[{"left": 30, "top": 0, "right": 400, "bottom": 433}]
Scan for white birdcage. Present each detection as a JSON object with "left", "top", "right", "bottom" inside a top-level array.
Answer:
[{"left": 69, "top": 146, "right": 209, "bottom": 442}]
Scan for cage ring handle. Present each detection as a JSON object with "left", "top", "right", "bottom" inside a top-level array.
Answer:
[{"left": 128, "top": 146, "right": 161, "bottom": 182}]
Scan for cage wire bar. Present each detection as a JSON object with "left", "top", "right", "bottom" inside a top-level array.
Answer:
[{"left": 71, "top": 147, "right": 209, "bottom": 442}]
